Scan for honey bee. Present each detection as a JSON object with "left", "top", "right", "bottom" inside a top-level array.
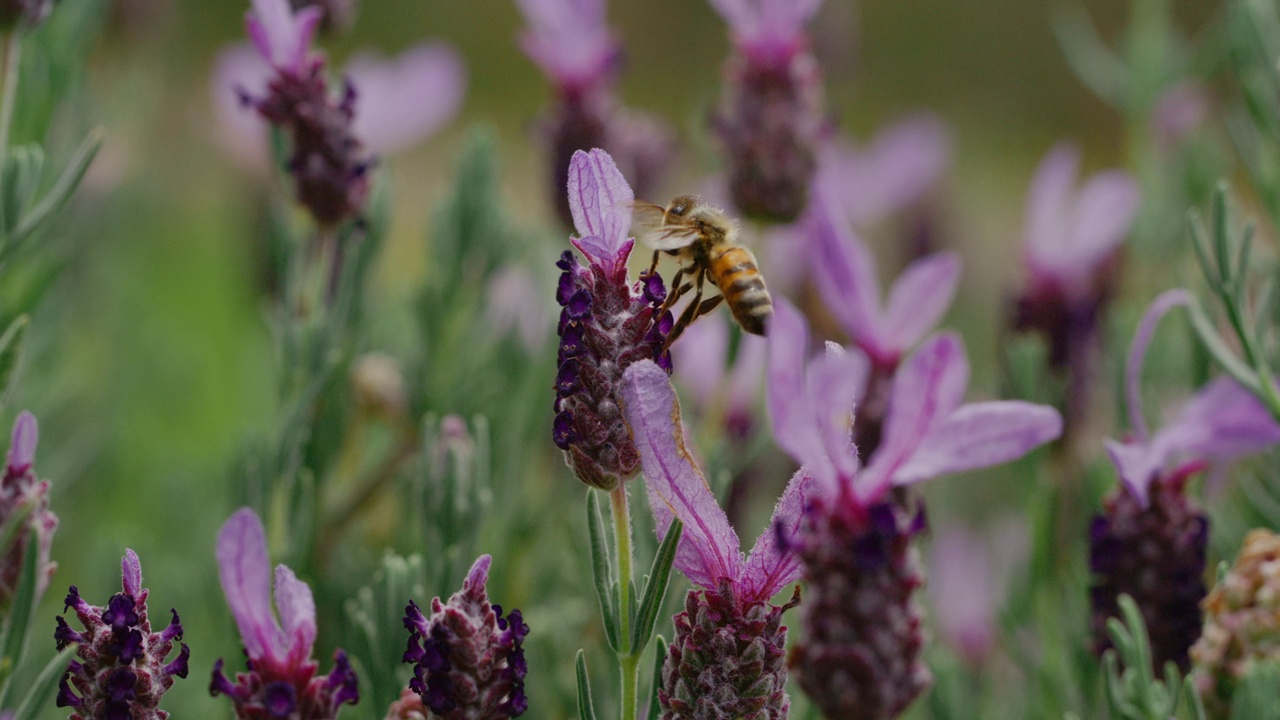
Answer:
[{"left": 632, "top": 195, "right": 773, "bottom": 347}]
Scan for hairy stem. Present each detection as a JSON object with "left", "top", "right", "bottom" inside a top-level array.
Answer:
[{"left": 610, "top": 483, "right": 638, "bottom": 720}]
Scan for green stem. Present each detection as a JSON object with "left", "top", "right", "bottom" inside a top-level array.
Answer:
[
  {"left": 0, "top": 32, "right": 20, "bottom": 235},
  {"left": 610, "top": 484, "right": 638, "bottom": 720}
]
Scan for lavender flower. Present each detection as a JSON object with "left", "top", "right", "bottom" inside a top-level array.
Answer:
[
  {"left": 553, "top": 149, "right": 671, "bottom": 490},
  {"left": 211, "top": 508, "right": 359, "bottom": 719},
  {"left": 55, "top": 550, "right": 190, "bottom": 720},
  {"left": 1012, "top": 143, "right": 1139, "bottom": 429},
  {"left": 0, "top": 411, "right": 57, "bottom": 608},
  {"left": 1090, "top": 290, "right": 1280, "bottom": 672},
  {"left": 401, "top": 554, "right": 528, "bottom": 718},
  {"left": 926, "top": 522, "right": 1026, "bottom": 667},
  {"left": 805, "top": 188, "right": 960, "bottom": 454},
  {"left": 515, "top": 0, "right": 673, "bottom": 228},
  {"left": 709, "top": 0, "right": 828, "bottom": 222},
  {"left": 767, "top": 300, "right": 1061, "bottom": 719},
  {"left": 619, "top": 360, "right": 809, "bottom": 718}
]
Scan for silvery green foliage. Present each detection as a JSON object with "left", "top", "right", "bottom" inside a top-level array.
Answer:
[{"left": 345, "top": 552, "right": 427, "bottom": 716}]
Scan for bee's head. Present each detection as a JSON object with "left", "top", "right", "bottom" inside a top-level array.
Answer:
[{"left": 666, "top": 195, "right": 699, "bottom": 221}]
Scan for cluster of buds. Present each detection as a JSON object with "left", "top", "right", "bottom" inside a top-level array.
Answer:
[
  {"left": 1089, "top": 290, "right": 1280, "bottom": 672},
  {"left": 1192, "top": 529, "right": 1280, "bottom": 713},
  {"left": 552, "top": 149, "right": 671, "bottom": 490},
  {"left": 764, "top": 301, "right": 1060, "bottom": 719},
  {"left": 709, "top": 0, "right": 828, "bottom": 222},
  {"left": 620, "top": 360, "right": 813, "bottom": 718},
  {"left": 55, "top": 550, "right": 190, "bottom": 719},
  {"left": 211, "top": 508, "right": 359, "bottom": 719},
  {"left": 0, "top": 412, "right": 57, "bottom": 608},
  {"left": 401, "top": 554, "right": 528, "bottom": 718},
  {"left": 514, "top": 0, "right": 672, "bottom": 229},
  {"left": 238, "top": 0, "right": 371, "bottom": 226}
]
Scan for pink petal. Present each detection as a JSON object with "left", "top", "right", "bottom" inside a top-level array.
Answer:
[
  {"left": 463, "top": 554, "right": 492, "bottom": 593},
  {"left": 893, "top": 401, "right": 1062, "bottom": 485},
  {"left": 766, "top": 299, "right": 825, "bottom": 478},
  {"left": 216, "top": 508, "right": 281, "bottom": 662},
  {"left": 515, "top": 0, "right": 616, "bottom": 85},
  {"left": 859, "top": 333, "right": 968, "bottom": 500},
  {"left": 122, "top": 549, "right": 142, "bottom": 598},
  {"left": 835, "top": 115, "right": 953, "bottom": 227},
  {"left": 927, "top": 524, "right": 997, "bottom": 664},
  {"left": 805, "top": 348, "right": 866, "bottom": 482},
  {"left": 246, "top": 0, "right": 320, "bottom": 73},
  {"left": 741, "top": 467, "right": 814, "bottom": 601},
  {"left": 727, "top": 333, "right": 768, "bottom": 416},
  {"left": 6, "top": 410, "right": 36, "bottom": 475},
  {"left": 885, "top": 252, "right": 961, "bottom": 351},
  {"left": 1023, "top": 143, "right": 1079, "bottom": 267},
  {"left": 347, "top": 43, "right": 466, "bottom": 156},
  {"left": 274, "top": 564, "right": 317, "bottom": 664},
  {"left": 672, "top": 313, "right": 731, "bottom": 412},
  {"left": 805, "top": 192, "right": 887, "bottom": 357},
  {"left": 1123, "top": 289, "right": 1192, "bottom": 441},
  {"left": 210, "top": 44, "right": 273, "bottom": 172},
  {"left": 567, "top": 149, "right": 634, "bottom": 274},
  {"left": 1059, "top": 170, "right": 1139, "bottom": 274},
  {"left": 620, "top": 360, "right": 743, "bottom": 590},
  {"left": 1104, "top": 437, "right": 1162, "bottom": 506}
]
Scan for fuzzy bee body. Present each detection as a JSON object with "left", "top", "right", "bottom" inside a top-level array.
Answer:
[{"left": 633, "top": 195, "right": 773, "bottom": 346}]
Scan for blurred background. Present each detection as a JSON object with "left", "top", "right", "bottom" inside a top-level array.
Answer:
[{"left": 4, "top": 0, "right": 1236, "bottom": 716}]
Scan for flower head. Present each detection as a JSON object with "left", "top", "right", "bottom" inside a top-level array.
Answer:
[
  {"left": 553, "top": 149, "right": 671, "bottom": 490},
  {"left": 246, "top": 0, "right": 323, "bottom": 75},
  {"left": 1089, "top": 291, "right": 1280, "bottom": 672},
  {"left": 707, "top": 0, "right": 823, "bottom": 64},
  {"left": 55, "top": 550, "right": 190, "bottom": 720},
  {"left": 620, "top": 359, "right": 809, "bottom": 716},
  {"left": 401, "top": 555, "right": 528, "bottom": 718},
  {"left": 211, "top": 508, "right": 358, "bottom": 719},
  {"left": 0, "top": 411, "right": 57, "bottom": 608},
  {"left": 514, "top": 0, "right": 619, "bottom": 91}
]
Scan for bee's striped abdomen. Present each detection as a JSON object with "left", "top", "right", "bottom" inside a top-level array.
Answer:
[{"left": 709, "top": 246, "right": 772, "bottom": 335}]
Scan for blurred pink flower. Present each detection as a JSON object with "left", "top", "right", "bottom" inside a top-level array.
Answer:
[
  {"left": 927, "top": 524, "right": 1004, "bottom": 665},
  {"left": 707, "top": 0, "right": 823, "bottom": 64},
  {"left": 485, "top": 266, "right": 551, "bottom": 353},
  {"left": 211, "top": 41, "right": 465, "bottom": 168},
  {"left": 671, "top": 313, "right": 766, "bottom": 438},
  {"left": 246, "top": 0, "right": 322, "bottom": 74},
  {"left": 514, "top": 0, "right": 618, "bottom": 91},
  {"left": 1153, "top": 82, "right": 1209, "bottom": 153}
]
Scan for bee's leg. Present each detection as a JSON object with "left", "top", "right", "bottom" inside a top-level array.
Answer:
[
  {"left": 644, "top": 250, "right": 661, "bottom": 277},
  {"left": 697, "top": 294, "right": 724, "bottom": 316},
  {"left": 663, "top": 271, "right": 708, "bottom": 351},
  {"left": 660, "top": 266, "right": 689, "bottom": 314}
]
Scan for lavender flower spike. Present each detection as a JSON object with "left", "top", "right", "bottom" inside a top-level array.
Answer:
[
  {"left": 1089, "top": 290, "right": 1280, "bottom": 672},
  {"left": 620, "top": 359, "right": 810, "bottom": 718},
  {"left": 401, "top": 554, "right": 529, "bottom": 717},
  {"left": 211, "top": 508, "right": 358, "bottom": 719},
  {"left": 56, "top": 550, "right": 190, "bottom": 720},
  {"left": 710, "top": 0, "right": 828, "bottom": 221},
  {"left": 0, "top": 411, "right": 57, "bottom": 608},
  {"left": 553, "top": 149, "right": 671, "bottom": 490},
  {"left": 766, "top": 300, "right": 1060, "bottom": 719}
]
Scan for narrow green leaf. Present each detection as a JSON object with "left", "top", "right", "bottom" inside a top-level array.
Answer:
[
  {"left": 586, "top": 491, "right": 619, "bottom": 651},
  {"left": 1213, "top": 184, "right": 1232, "bottom": 286},
  {"left": 575, "top": 649, "right": 598, "bottom": 720},
  {"left": 9, "top": 127, "right": 103, "bottom": 245},
  {"left": 0, "top": 500, "right": 32, "bottom": 563},
  {"left": 0, "top": 313, "right": 28, "bottom": 403},
  {"left": 0, "top": 523, "right": 42, "bottom": 704},
  {"left": 646, "top": 635, "right": 668, "bottom": 720},
  {"left": 1187, "top": 302, "right": 1263, "bottom": 395},
  {"left": 11, "top": 645, "right": 75, "bottom": 720},
  {"left": 631, "top": 519, "right": 682, "bottom": 654}
]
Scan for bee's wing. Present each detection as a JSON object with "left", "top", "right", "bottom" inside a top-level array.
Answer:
[{"left": 630, "top": 202, "right": 700, "bottom": 251}]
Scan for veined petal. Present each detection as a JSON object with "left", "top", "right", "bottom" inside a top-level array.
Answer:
[
  {"left": 122, "top": 549, "right": 142, "bottom": 599},
  {"left": 567, "top": 149, "right": 634, "bottom": 274},
  {"left": 621, "top": 361, "right": 743, "bottom": 589},
  {"left": 859, "top": 333, "right": 968, "bottom": 500},
  {"left": 806, "top": 192, "right": 887, "bottom": 357},
  {"left": 741, "top": 467, "right": 814, "bottom": 601},
  {"left": 6, "top": 411, "right": 36, "bottom": 475},
  {"left": 274, "top": 565, "right": 317, "bottom": 664},
  {"left": 885, "top": 252, "right": 961, "bottom": 351},
  {"left": 893, "top": 401, "right": 1062, "bottom": 485},
  {"left": 216, "top": 508, "right": 282, "bottom": 662},
  {"left": 347, "top": 43, "right": 466, "bottom": 156}
]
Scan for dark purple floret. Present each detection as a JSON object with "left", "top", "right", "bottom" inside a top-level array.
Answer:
[
  {"left": 1089, "top": 471, "right": 1208, "bottom": 673},
  {"left": 56, "top": 551, "right": 188, "bottom": 720}
]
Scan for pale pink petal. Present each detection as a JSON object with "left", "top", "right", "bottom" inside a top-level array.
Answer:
[
  {"left": 1123, "top": 289, "right": 1192, "bottom": 440},
  {"left": 884, "top": 252, "right": 961, "bottom": 350},
  {"left": 741, "top": 468, "right": 814, "bottom": 601},
  {"left": 211, "top": 44, "right": 273, "bottom": 172},
  {"left": 463, "top": 554, "right": 492, "bottom": 593},
  {"left": 122, "top": 549, "right": 142, "bottom": 598},
  {"left": 216, "top": 508, "right": 281, "bottom": 661},
  {"left": 274, "top": 564, "right": 317, "bottom": 662},
  {"left": 347, "top": 43, "right": 465, "bottom": 156},
  {"left": 766, "top": 299, "right": 825, "bottom": 479},
  {"left": 805, "top": 192, "right": 888, "bottom": 357},
  {"left": 246, "top": 0, "right": 321, "bottom": 73},
  {"left": 567, "top": 149, "right": 634, "bottom": 274},
  {"left": 893, "top": 401, "right": 1062, "bottom": 485},
  {"left": 1174, "top": 377, "right": 1280, "bottom": 459},
  {"left": 835, "top": 115, "right": 952, "bottom": 227},
  {"left": 805, "top": 349, "right": 866, "bottom": 481},
  {"left": 620, "top": 360, "right": 743, "bottom": 589},
  {"left": 6, "top": 411, "right": 36, "bottom": 475},
  {"left": 515, "top": 0, "right": 616, "bottom": 86},
  {"left": 726, "top": 333, "right": 768, "bottom": 416},
  {"left": 1104, "top": 438, "right": 1163, "bottom": 506},
  {"left": 1058, "top": 170, "right": 1139, "bottom": 273},
  {"left": 1023, "top": 143, "right": 1079, "bottom": 265},
  {"left": 858, "top": 333, "right": 968, "bottom": 500},
  {"left": 927, "top": 525, "right": 997, "bottom": 664},
  {"left": 673, "top": 313, "right": 731, "bottom": 412}
]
